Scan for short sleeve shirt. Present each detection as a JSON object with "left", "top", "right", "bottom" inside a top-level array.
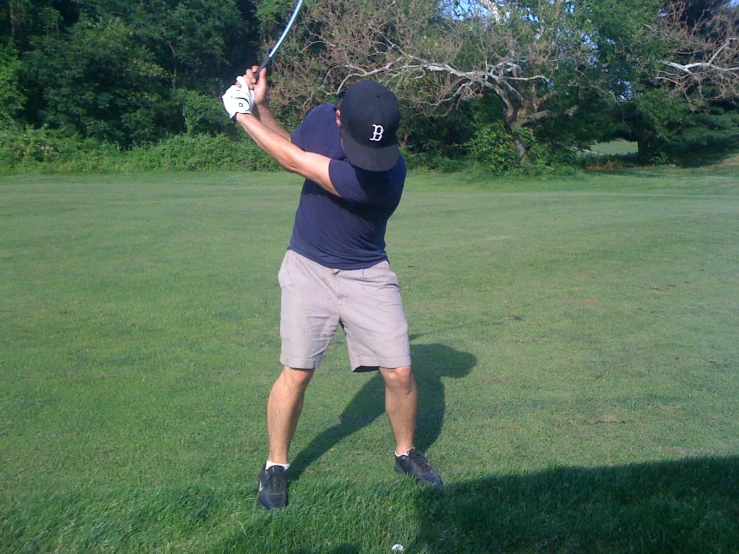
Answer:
[{"left": 288, "top": 103, "right": 406, "bottom": 270}]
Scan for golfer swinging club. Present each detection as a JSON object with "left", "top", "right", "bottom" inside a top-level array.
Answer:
[{"left": 222, "top": 66, "right": 442, "bottom": 510}]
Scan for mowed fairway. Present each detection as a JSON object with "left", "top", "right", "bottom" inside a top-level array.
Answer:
[{"left": 1, "top": 170, "right": 737, "bottom": 553}]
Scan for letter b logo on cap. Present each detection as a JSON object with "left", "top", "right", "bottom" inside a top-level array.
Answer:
[{"left": 370, "top": 124, "right": 384, "bottom": 142}]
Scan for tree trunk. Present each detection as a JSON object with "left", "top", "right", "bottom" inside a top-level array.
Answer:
[
  {"left": 637, "top": 134, "right": 649, "bottom": 160},
  {"left": 513, "top": 133, "right": 527, "bottom": 165},
  {"left": 504, "top": 109, "right": 528, "bottom": 166}
]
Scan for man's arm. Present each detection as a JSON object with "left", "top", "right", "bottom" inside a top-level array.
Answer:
[
  {"left": 235, "top": 112, "right": 340, "bottom": 197},
  {"left": 240, "top": 67, "right": 290, "bottom": 140},
  {"left": 251, "top": 104, "right": 291, "bottom": 141},
  {"left": 233, "top": 66, "right": 337, "bottom": 194}
]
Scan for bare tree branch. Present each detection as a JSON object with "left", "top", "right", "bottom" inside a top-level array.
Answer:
[
  {"left": 268, "top": 0, "right": 738, "bottom": 164},
  {"left": 652, "top": 2, "right": 739, "bottom": 102}
]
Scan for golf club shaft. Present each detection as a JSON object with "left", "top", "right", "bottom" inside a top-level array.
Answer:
[{"left": 254, "top": 0, "right": 304, "bottom": 82}]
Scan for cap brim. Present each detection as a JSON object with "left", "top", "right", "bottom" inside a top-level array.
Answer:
[{"left": 342, "top": 131, "right": 400, "bottom": 172}]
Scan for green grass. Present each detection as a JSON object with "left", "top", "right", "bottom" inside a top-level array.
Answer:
[{"left": 1, "top": 169, "right": 738, "bottom": 553}]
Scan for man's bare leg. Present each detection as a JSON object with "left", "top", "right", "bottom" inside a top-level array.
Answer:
[
  {"left": 380, "top": 365, "right": 443, "bottom": 486},
  {"left": 267, "top": 365, "right": 314, "bottom": 464},
  {"left": 258, "top": 366, "right": 313, "bottom": 510},
  {"left": 379, "top": 365, "right": 417, "bottom": 454}
]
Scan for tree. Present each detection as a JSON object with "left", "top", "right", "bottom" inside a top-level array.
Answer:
[
  {"left": 652, "top": 1, "right": 739, "bottom": 105},
  {"left": 68, "top": 0, "right": 255, "bottom": 93},
  {"left": 270, "top": 0, "right": 739, "bottom": 165},
  {"left": 6, "top": 0, "right": 263, "bottom": 144},
  {"left": 1, "top": 0, "right": 78, "bottom": 49},
  {"left": 597, "top": 1, "right": 739, "bottom": 160},
  {"left": 0, "top": 43, "right": 24, "bottom": 124},
  {"left": 28, "top": 16, "right": 172, "bottom": 144},
  {"left": 270, "top": 0, "right": 666, "bottom": 164}
]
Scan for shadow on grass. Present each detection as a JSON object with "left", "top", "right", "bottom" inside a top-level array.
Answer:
[
  {"left": 289, "top": 342, "right": 477, "bottom": 481},
  {"left": 408, "top": 456, "right": 739, "bottom": 553},
  {"left": 212, "top": 457, "right": 737, "bottom": 553},
  {"left": 672, "top": 132, "right": 739, "bottom": 168}
]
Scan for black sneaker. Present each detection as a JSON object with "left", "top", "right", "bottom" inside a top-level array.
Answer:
[
  {"left": 394, "top": 448, "right": 443, "bottom": 486},
  {"left": 257, "top": 465, "right": 289, "bottom": 510}
]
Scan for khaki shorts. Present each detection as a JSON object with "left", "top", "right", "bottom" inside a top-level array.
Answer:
[{"left": 278, "top": 250, "right": 411, "bottom": 371}]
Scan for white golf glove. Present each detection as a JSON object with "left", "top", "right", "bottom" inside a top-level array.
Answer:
[{"left": 222, "top": 78, "right": 254, "bottom": 119}]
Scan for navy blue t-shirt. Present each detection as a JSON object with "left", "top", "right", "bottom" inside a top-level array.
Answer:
[{"left": 288, "top": 103, "right": 406, "bottom": 270}]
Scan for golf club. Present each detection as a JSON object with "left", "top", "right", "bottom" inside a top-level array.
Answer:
[{"left": 256, "top": 0, "right": 305, "bottom": 79}]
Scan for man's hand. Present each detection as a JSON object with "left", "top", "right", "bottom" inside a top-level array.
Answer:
[
  {"left": 222, "top": 80, "right": 254, "bottom": 119},
  {"left": 242, "top": 66, "right": 269, "bottom": 107}
]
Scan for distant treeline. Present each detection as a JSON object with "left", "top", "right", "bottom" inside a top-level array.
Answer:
[{"left": 1, "top": 0, "right": 738, "bottom": 173}]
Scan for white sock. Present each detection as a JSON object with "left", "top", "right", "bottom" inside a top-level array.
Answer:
[
  {"left": 395, "top": 448, "right": 413, "bottom": 458},
  {"left": 265, "top": 460, "right": 290, "bottom": 470}
]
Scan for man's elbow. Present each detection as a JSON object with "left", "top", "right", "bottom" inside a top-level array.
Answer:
[
  {"left": 281, "top": 156, "right": 303, "bottom": 175},
  {"left": 281, "top": 151, "right": 312, "bottom": 177}
]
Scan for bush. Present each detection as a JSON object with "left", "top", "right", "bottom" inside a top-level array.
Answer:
[
  {"left": 0, "top": 126, "right": 279, "bottom": 173},
  {"left": 524, "top": 134, "right": 579, "bottom": 176},
  {"left": 121, "top": 134, "right": 279, "bottom": 172},
  {"left": 466, "top": 121, "right": 520, "bottom": 174},
  {"left": 403, "top": 151, "right": 468, "bottom": 173},
  {"left": 465, "top": 123, "right": 578, "bottom": 176},
  {"left": 0, "top": 124, "right": 119, "bottom": 172},
  {"left": 177, "top": 90, "right": 235, "bottom": 136}
]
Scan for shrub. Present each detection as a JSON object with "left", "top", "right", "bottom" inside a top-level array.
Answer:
[
  {"left": 0, "top": 124, "right": 118, "bottom": 171},
  {"left": 177, "top": 90, "right": 234, "bottom": 136},
  {"left": 464, "top": 123, "right": 579, "bottom": 176},
  {"left": 122, "top": 133, "right": 279, "bottom": 172},
  {"left": 466, "top": 121, "right": 520, "bottom": 174},
  {"left": 402, "top": 151, "right": 468, "bottom": 173},
  {"left": 0, "top": 126, "right": 279, "bottom": 173},
  {"left": 524, "top": 133, "right": 579, "bottom": 176}
]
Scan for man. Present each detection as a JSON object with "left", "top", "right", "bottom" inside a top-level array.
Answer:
[{"left": 222, "top": 66, "right": 442, "bottom": 511}]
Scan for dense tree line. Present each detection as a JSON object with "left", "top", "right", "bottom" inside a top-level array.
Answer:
[
  {"left": 1, "top": 0, "right": 263, "bottom": 145},
  {"left": 1, "top": 0, "right": 738, "bottom": 169},
  {"left": 271, "top": 0, "right": 739, "bottom": 166}
]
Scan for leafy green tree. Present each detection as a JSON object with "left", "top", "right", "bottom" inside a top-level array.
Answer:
[
  {"left": 177, "top": 88, "right": 235, "bottom": 136},
  {"left": 0, "top": 43, "right": 24, "bottom": 124},
  {"left": 588, "top": 1, "right": 739, "bottom": 161},
  {"left": 0, "top": 0, "right": 78, "bottom": 48},
  {"left": 125, "top": 0, "right": 253, "bottom": 92},
  {"left": 4, "top": 0, "right": 261, "bottom": 144},
  {"left": 28, "top": 17, "right": 172, "bottom": 144},
  {"left": 68, "top": 0, "right": 259, "bottom": 91}
]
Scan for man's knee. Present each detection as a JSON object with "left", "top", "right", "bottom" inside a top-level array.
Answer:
[
  {"left": 280, "top": 365, "right": 314, "bottom": 390},
  {"left": 380, "top": 365, "right": 415, "bottom": 391}
]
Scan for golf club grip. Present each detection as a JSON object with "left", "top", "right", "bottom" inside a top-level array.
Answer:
[{"left": 256, "top": 56, "right": 272, "bottom": 82}]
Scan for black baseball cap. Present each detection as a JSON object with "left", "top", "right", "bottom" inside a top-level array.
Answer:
[{"left": 339, "top": 81, "right": 401, "bottom": 172}]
